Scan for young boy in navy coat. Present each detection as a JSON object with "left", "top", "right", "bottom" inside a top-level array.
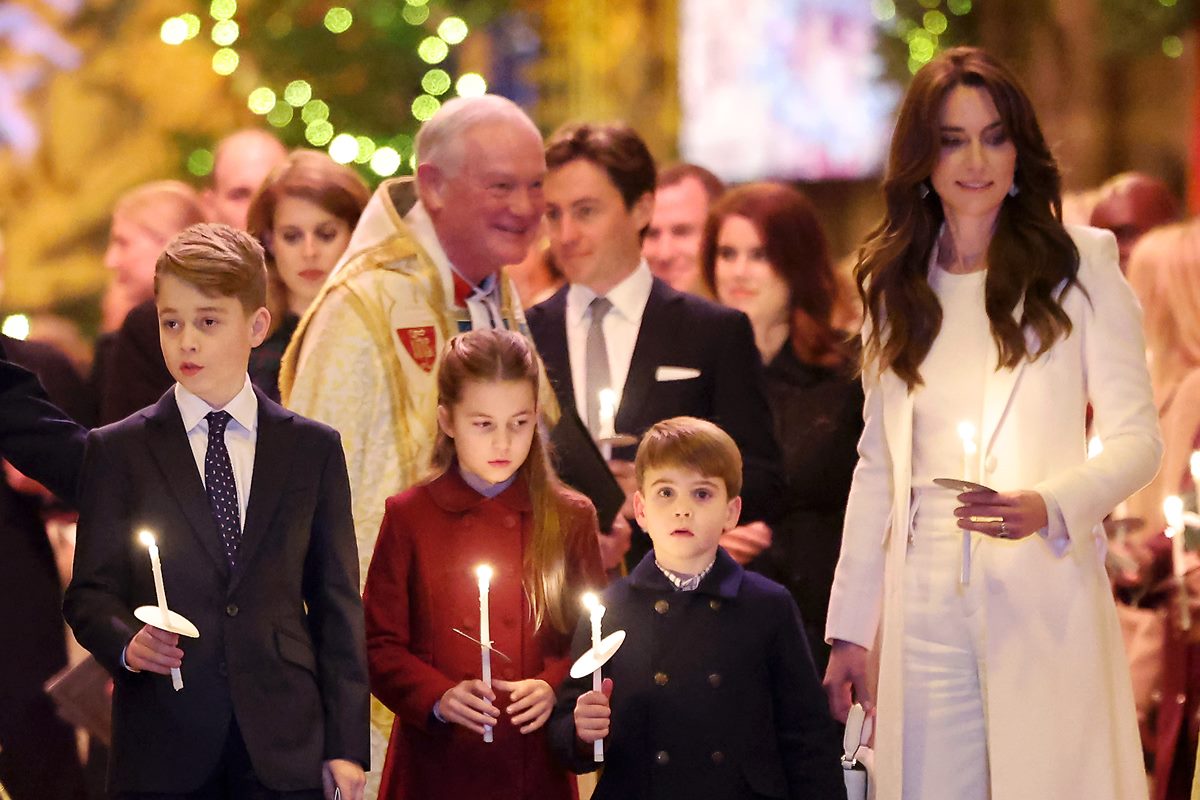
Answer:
[
  {"left": 64, "top": 224, "right": 369, "bottom": 799},
  {"left": 549, "top": 416, "right": 845, "bottom": 799}
]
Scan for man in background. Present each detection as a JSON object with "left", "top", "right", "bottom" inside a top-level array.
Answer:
[{"left": 642, "top": 162, "right": 724, "bottom": 295}]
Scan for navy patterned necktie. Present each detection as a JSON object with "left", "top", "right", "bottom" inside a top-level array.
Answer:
[{"left": 204, "top": 411, "right": 241, "bottom": 568}]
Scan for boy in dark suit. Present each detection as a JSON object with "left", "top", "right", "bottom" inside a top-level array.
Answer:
[
  {"left": 549, "top": 417, "right": 844, "bottom": 799},
  {"left": 64, "top": 224, "right": 369, "bottom": 799}
]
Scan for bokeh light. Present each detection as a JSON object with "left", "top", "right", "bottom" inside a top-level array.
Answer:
[
  {"left": 1164, "top": 35, "right": 1184, "bottom": 58},
  {"left": 370, "top": 147, "right": 402, "bottom": 177},
  {"left": 1, "top": 315, "right": 30, "bottom": 341},
  {"left": 438, "top": 17, "right": 469, "bottom": 45},
  {"left": 160, "top": 17, "right": 189, "bottom": 45},
  {"left": 456, "top": 73, "right": 487, "bottom": 97},
  {"left": 923, "top": 10, "right": 948, "bottom": 35},
  {"left": 421, "top": 69, "right": 452, "bottom": 96},
  {"left": 305, "top": 120, "right": 335, "bottom": 147},
  {"left": 406, "top": 0, "right": 431, "bottom": 6},
  {"left": 412, "top": 94, "right": 441, "bottom": 121},
  {"left": 871, "top": 0, "right": 896, "bottom": 21},
  {"left": 418, "top": 37, "right": 449, "bottom": 64},
  {"left": 212, "top": 48, "right": 239, "bottom": 75},
  {"left": 210, "top": 0, "right": 236, "bottom": 21},
  {"left": 354, "top": 137, "right": 376, "bottom": 164},
  {"left": 181, "top": 13, "right": 202, "bottom": 39},
  {"left": 302, "top": 99, "right": 330, "bottom": 123},
  {"left": 329, "top": 133, "right": 359, "bottom": 164},
  {"left": 248, "top": 87, "right": 277, "bottom": 115},
  {"left": 947, "top": 0, "right": 972, "bottom": 14},
  {"left": 267, "top": 103, "right": 294, "bottom": 128},
  {"left": 402, "top": 5, "right": 430, "bottom": 24},
  {"left": 212, "top": 19, "right": 239, "bottom": 46},
  {"left": 284, "top": 80, "right": 313, "bottom": 107},
  {"left": 325, "top": 7, "right": 353, "bottom": 34},
  {"left": 187, "top": 148, "right": 215, "bottom": 176}
]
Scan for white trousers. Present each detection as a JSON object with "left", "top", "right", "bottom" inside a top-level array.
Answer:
[{"left": 902, "top": 489, "right": 991, "bottom": 800}]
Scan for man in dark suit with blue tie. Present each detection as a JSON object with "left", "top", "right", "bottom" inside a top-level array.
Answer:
[
  {"left": 526, "top": 122, "right": 784, "bottom": 568},
  {"left": 64, "top": 224, "right": 368, "bottom": 799}
]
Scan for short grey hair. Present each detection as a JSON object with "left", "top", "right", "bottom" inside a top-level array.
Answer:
[{"left": 414, "top": 95, "right": 540, "bottom": 181}]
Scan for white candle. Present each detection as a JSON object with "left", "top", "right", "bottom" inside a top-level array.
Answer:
[
  {"left": 582, "top": 592, "right": 606, "bottom": 763},
  {"left": 957, "top": 421, "right": 977, "bottom": 585},
  {"left": 139, "top": 530, "right": 183, "bottom": 691},
  {"left": 1165, "top": 496, "right": 1191, "bottom": 631},
  {"left": 1088, "top": 436, "right": 1103, "bottom": 460},
  {"left": 475, "top": 564, "right": 494, "bottom": 743},
  {"left": 597, "top": 388, "right": 617, "bottom": 461},
  {"left": 1190, "top": 452, "right": 1200, "bottom": 516}
]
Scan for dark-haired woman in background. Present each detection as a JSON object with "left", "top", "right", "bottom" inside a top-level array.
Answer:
[
  {"left": 823, "top": 47, "right": 1159, "bottom": 799},
  {"left": 246, "top": 149, "right": 370, "bottom": 401},
  {"left": 701, "top": 182, "right": 862, "bottom": 676}
]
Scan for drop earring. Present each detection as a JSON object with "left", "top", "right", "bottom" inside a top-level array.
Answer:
[
  {"left": 918, "top": 182, "right": 930, "bottom": 199},
  {"left": 1008, "top": 183, "right": 1020, "bottom": 197}
]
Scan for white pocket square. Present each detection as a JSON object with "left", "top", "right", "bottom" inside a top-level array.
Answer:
[{"left": 655, "top": 366, "right": 701, "bottom": 382}]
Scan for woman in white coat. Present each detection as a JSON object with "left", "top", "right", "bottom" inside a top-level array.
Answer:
[{"left": 823, "top": 47, "right": 1161, "bottom": 800}]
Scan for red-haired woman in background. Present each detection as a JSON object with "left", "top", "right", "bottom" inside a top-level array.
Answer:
[
  {"left": 246, "top": 149, "right": 370, "bottom": 401},
  {"left": 701, "top": 181, "right": 862, "bottom": 676}
]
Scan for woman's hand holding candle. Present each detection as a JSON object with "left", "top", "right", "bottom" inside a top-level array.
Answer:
[{"left": 954, "top": 489, "right": 1048, "bottom": 540}]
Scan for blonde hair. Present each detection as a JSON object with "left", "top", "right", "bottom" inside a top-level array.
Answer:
[
  {"left": 114, "top": 181, "right": 206, "bottom": 243},
  {"left": 430, "top": 329, "right": 574, "bottom": 633},
  {"left": 634, "top": 416, "right": 743, "bottom": 498},
  {"left": 1127, "top": 219, "right": 1200, "bottom": 408},
  {"left": 155, "top": 223, "right": 267, "bottom": 313}
]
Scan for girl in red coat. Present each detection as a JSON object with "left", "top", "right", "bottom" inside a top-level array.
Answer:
[{"left": 364, "top": 328, "right": 606, "bottom": 799}]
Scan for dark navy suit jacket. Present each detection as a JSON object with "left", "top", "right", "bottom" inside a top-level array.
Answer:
[
  {"left": 549, "top": 549, "right": 846, "bottom": 800},
  {"left": 64, "top": 388, "right": 370, "bottom": 794}
]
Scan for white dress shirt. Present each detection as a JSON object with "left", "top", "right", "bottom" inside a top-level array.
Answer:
[
  {"left": 174, "top": 376, "right": 258, "bottom": 529},
  {"left": 565, "top": 260, "right": 654, "bottom": 421},
  {"left": 405, "top": 200, "right": 502, "bottom": 329}
]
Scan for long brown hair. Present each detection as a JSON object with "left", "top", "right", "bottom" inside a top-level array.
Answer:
[
  {"left": 245, "top": 149, "right": 371, "bottom": 335},
  {"left": 857, "top": 46, "right": 1080, "bottom": 389},
  {"left": 429, "top": 329, "right": 575, "bottom": 634},
  {"left": 700, "top": 181, "right": 849, "bottom": 366}
]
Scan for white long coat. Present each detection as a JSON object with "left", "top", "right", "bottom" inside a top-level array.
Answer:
[{"left": 826, "top": 225, "right": 1161, "bottom": 800}]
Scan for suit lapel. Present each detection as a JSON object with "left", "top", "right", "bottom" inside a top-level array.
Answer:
[
  {"left": 228, "top": 390, "right": 297, "bottom": 594},
  {"left": 533, "top": 288, "right": 574, "bottom": 404},
  {"left": 616, "top": 279, "right": 672, "bottom": 432},
  {"left": 143, "top": 393, "right": 230, "bottom": 580}
]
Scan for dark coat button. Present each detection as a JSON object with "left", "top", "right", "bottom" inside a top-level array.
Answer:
[
  {"left": 708, "top": 673, "right": 721, "bottom": 688},
  {"left": 654, "top": 600, "right": 670, "bottom": 615},
  {"left": 709, "top": 599, "right": 721, "bottom": 611},
  {"left": 654, "top": 671, "right": 669, "bottom": 686},
  {"left": 225, "top": 604, "right": 239, "bottom": 617},
  {"left": 655, "top": 750, "right": 670, "bottom": 765},
  {"left": 711, "top": 751, "right": 725, "bottom": 765}
]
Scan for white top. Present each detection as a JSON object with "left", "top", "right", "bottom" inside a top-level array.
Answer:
[
  {"left": 565, "top": 260, "right": 654, "bottom": 420},
  {"left": 910, "top": 264, "right": 989, "bottom": 490},
  {"left": 174, "top": 375, "right": 258, "bottom": 529}
]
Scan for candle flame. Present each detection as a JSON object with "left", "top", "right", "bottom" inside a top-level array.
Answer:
[
  {"left": 475, "top": 564, "right": 493, "bottom": 584},
  {"left": 582, "top": 591, "right": 599, "bottom": 611},
  {"left": 1191, "top": 451, "right": 1200, "bottom": 481},
  {"left": 1164, "top": 495, "right": 1185, "bottom": 533},
  {"left": 138, "top": 530, "right": 156, "bottom": 548},
  {"left": 598, "top": 389, "right": 616, "bottom": 415},
  {"left": 956, "top": 420, "right": 976, "bottom": 443},
  {"left": 1088, "top": 437, "right": 1103, "bottom": 459}
]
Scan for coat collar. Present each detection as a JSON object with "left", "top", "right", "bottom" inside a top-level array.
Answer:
[
  {"left": 627, "top": 547, "right": 744, "bottom": 599},
  {"left": 425, "top": 465, "right": 532, "bottom": 514}
]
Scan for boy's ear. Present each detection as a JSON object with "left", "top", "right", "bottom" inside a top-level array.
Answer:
[
  {"left": 436, "top": 404, "right": 454, "bottom": 438},
  {"left": 632, "top": 490, "right": 647, "bottom": 530},
  {"left": 723, "top": 495, "right": 743, "bottom": 532},
  {"left": 249, "top": 307, "right": 271, "bottom": 347}
]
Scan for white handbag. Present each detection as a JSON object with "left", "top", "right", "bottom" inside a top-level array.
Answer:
[{"left": 841, "top": 703, "right": 874, "bottom": 800}]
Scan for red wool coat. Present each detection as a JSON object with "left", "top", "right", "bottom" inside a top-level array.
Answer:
[{"left": 364, "top": 468, "right": 605, "bottom": 800}]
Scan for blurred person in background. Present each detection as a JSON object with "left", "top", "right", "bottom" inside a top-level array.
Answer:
[
  {"left": 245, "top": 149, "right": 370, "bottom": 401},
  {"left": 203, "top": 129, "right": 288, "bottom": 230},
  {"left": 1090, "top": 172, "right": 1179, "bottom": 273},
  {"left": 642, "top": 162, "right": 724, "bottom": 295},
  {"left": 700, "top": 181, "right": 863, "bottom": 675},
  {"left": 93, "top": 180, "right": 205, "bottom": 423}
]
